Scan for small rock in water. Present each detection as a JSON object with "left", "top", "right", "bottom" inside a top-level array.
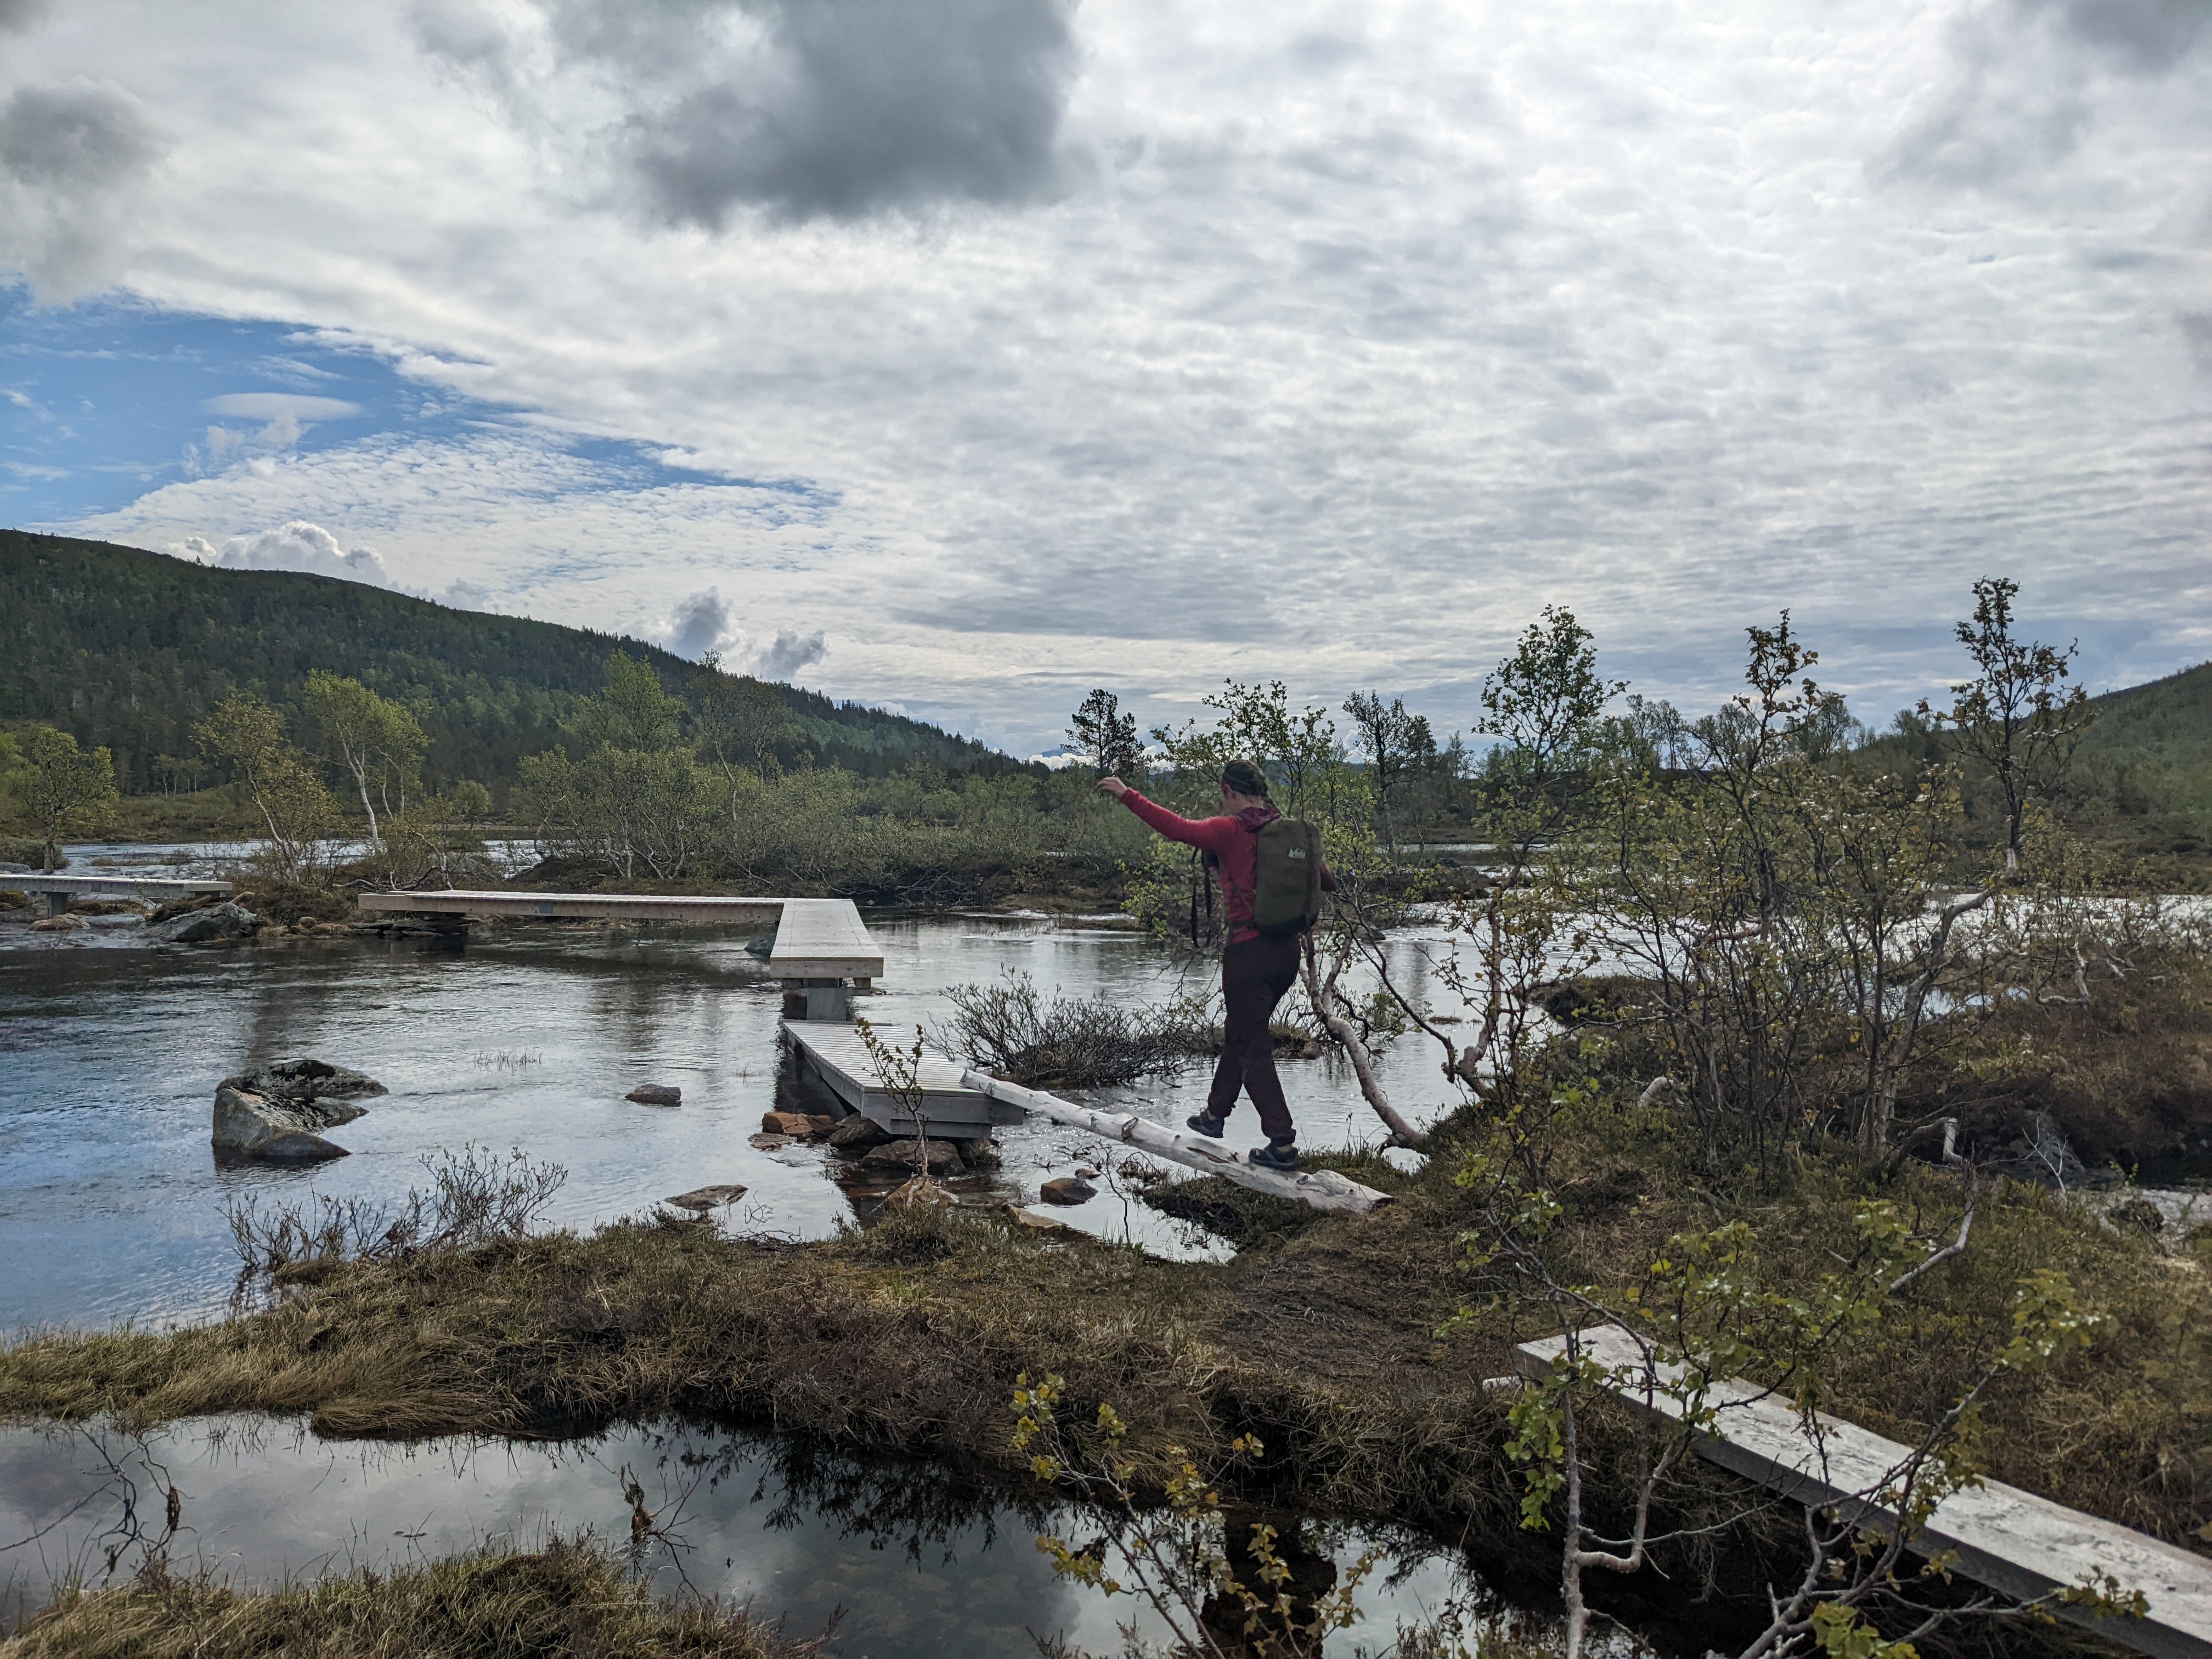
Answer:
[
  {"left": 30, "top": 914, "right": 87, "bottom": 932},
  {"left": 761, "top": 1110, "right": 833, "bottom": 1138},
  {"left": 1039, "top": 1175, "right": 1096, "bottom": 1206},
  {"left": 1073, "top": 1164, "right": 1101, "bottom": 1181},
  {"left": 748, "top": 1133, "right": 793, "bottom": 1150},
  {"left": 1005, "top": 1204, "right": 1072, "bottom": 1234},
  {"left": 665, "top": 1183, "right": 749, "bottom": 1214},
  {"left": 742, "top": 933, "right": 776, "bottom": 959},
  {"left": 827, "top": 1115, "right": 893, "bottom": 1151},
  {"left": 860, "top": 1138, "right": 966, "bottom": 1177},
  {"left": 627, "top": 1084, "right": 682, "bottom": 1106}
]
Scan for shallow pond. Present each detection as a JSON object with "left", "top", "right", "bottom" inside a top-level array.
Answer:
[{"left": 0, "top": 1416, "right": 1526, "bottom": 1655}]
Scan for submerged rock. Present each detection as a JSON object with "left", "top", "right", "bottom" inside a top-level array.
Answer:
[
  {"left": 665, "top": 1183, "right": 749, "bottom": 1215},
  {"left": 29, "top": 914, "right": 87, "bottom": 933},
  {"left": 826, "top": 1115, "right": 893, "bottom": 1152},
  {"left": 627, "top": 1084, "right": 682, "bottom": 1107},
  {"left": 1039, "top": 1175, "right": 1096, "bottom": 1206},
  {"left": 860, "top": 1138, "right": 966, "bottom": 1177},
  {"left": 151, "top": 900, "right": 260, "bottom": 945},
  {"left": 761, "top": 1110, "right": 833, "bottom": 1138}
]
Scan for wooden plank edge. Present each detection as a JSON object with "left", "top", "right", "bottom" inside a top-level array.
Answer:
[{"left": 1514, "top": 1329, "right": 2211, "bottom": 1659}]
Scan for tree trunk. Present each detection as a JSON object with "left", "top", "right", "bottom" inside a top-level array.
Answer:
[{"left": 1301, "top": 944, "right": 1427, "bottom": 1146}]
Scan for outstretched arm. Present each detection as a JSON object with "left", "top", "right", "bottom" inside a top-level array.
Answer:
[{"left": 1096, "top": 776, "right": 1235, "bottom": 854}]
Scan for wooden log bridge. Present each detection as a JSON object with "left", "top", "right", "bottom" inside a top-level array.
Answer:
[
  {"left": 963, "top": 1071, "right": 1391, "bottom": 1215},
  {"left": 1516, "top": 1325, "right": 2212, "bottom": 1658},
  {"left": 357, "top": 891, "right": 883, "bottom": 1015},
  {"left": 5, "top": 873, "right": 231, "bottom": 917}
]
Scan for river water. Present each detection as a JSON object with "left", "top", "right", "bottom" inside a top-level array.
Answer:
[
  {"left": 2, "top": 842, "right": 1476, "bottom": 1334},
  {"left": 2, "top": 847, "right": 1552, "bottom": 1651}
]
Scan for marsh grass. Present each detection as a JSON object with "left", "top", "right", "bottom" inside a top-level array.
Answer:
[
  {"left": 939, "top": 970, "right": 1216, "bottom": 1087},
  {"left": 226, "top": 1146, "right": 567, "bottom": 1300},
  {"left": 0, "top": 1536, "right": 810, "bottom": 1657},
  {"left": 1895, "top": 944, "right": 2212, "bottom": 1176},
  {"left": 2, "top": 1110, "right": 2203, "bottom": 1652}
]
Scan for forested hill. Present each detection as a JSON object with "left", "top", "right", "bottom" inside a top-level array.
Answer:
[{"left": 1, "top": 531, "right": 1003, "bottom": 793}]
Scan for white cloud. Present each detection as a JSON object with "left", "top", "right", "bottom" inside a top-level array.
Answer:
[
  {"left": 7, "top": 1, "right": 2211, "bottom": 749},
  {"left": 204, "top": 393, "right": 362, "bottom": 421},
  {"left": 172, "top": 520, "right": 395, "bottom": 588}
]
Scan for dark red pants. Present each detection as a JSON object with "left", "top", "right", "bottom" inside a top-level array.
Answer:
[{"left": 1207, "top": 933, "right": 1301, "bottom": 1142}]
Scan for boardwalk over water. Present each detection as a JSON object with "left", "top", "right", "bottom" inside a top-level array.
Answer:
[
  {"left": 5, "top": 873, "right": 231, "bottom": 916},
  {"left": 357, "top": 890, "right": 885, "bottom": 981},
  {"left": 1517, "top": 1325, "right": 2212, "bottom": 1658}
]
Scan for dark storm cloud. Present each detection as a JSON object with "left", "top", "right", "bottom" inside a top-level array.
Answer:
[
  {"left": 629, "top": 0, "right": 1076, "bottom": 225},
  {"left": 0, "top": 81, "right": 161, "bottom": 189},
  {"left": 423, "top": 0, "right": 1082, "bottom": 225},
  {"left": 0, "top": 80, "right": 165, "bottom": 295},
  {"left": 756, "top": 628, "right": 826, "bottom": 679},
  {"left": 2023, "top": 0, "right": 2209, "bottom": 73},
  {"left": 1877, "top": 0, "right": 2208, "bottom": 190},
  {"left": 666, "top": 586, "right": 736, "bottom": 658}
]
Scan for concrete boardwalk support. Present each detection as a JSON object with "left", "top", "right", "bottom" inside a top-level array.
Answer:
[
  {"left": 1516, "top": 1325, "right": 2212, "bottom": 1658},
  {"left": 6, "top": 873, "right": 231, "bottom": 916},
  {"left": 964, "top": 1072, "right": 1391, "bottom": 1215},
  {"left": 356, "top": 891, "right": 885, "bottom": 984},
  {"left": 782, "top": 1022, "right": 1014, "bottom": 1137}
]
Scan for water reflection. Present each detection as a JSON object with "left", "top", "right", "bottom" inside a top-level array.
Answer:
[{"left": 0, "top": 1418, "right": 1485, "bottom": 1658}]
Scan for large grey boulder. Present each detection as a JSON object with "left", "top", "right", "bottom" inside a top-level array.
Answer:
[
  {"left": 151, "top": 900, "right": 259, "bottom": 945},
  {"left": 212, "top": 1086, "right": 352, "bottom": 1161},
  {"left": 210, "top": 1057, "right": 386, "bottom": 1162}
]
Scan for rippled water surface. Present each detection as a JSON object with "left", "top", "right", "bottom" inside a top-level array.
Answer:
[{"left": 2, "top": 844, "right": 1472, "bottom": 1334}]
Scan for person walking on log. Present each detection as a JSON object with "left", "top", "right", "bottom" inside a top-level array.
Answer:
[{"left": 1098, "top": 759, "right": 1334, "bottom": 1170}]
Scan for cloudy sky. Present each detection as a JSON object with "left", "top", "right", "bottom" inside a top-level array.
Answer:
[{"left": 2, "top": 0, "right": 2207, "bottom": 755}]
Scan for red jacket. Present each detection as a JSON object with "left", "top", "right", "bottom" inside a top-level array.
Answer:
[{"left": 1117, "top": 792, "right": 1334, "bottom": 944}]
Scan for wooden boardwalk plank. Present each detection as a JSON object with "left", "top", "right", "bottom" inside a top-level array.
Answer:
[
  {"left": 768, "top": 898, "right": 886, "bottom": 980},
  {"left": 359, "top": 890, "right": 784, "bottom": 927},
  {"left": 7, "top": 875, "right": 230, "bottom": 896},
  {"left": 782, "top": 1020, "right": 1006, "bottom": 1134},
  {"left": 355, "top": 891, "right": 886, "bottom": 980},
  {"left": 1517, "top": 1325, "right": 2211, "bottom": 1658}
]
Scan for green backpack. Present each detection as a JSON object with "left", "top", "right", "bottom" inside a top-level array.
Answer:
[{"left": 1249, "top": 817, "right": 1324, "bottom": 938}]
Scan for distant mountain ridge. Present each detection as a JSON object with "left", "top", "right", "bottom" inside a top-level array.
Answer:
[{"left": 1, "top": 530, "right": 1005, "bottom": 793}]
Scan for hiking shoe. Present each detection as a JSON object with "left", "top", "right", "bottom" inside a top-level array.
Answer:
[
  {"left": 1185, "top": 1112, "right": 1226, "bottom": 1139},
  {"left": 1249, "top": 1141, "right": 1300, "bottom": 1171}
]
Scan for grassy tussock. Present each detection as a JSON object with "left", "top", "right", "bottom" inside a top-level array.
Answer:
[
  {"left": 1, "top": 1126, "right": 2203, "bottom": 1643},
  {"left": 1897, "top": 945, "right": 2212, "bottom": 1173},
  {"left": 0, "top": 1536, "right": 800, "bottom": 1658}
]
